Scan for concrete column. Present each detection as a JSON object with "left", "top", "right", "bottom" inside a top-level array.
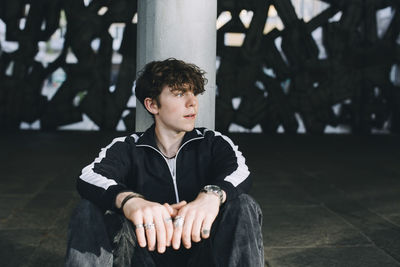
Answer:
[{"left": 136, "top": 0, "right": 217, "bottom": 132}]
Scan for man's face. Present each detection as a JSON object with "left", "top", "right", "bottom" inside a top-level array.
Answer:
[{"left": 153, "top": 85, "right": 198, "bottom": 134}]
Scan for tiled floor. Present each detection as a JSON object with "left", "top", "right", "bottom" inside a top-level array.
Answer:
[{"left": 0, "top": 131, "right": 399, "bottom": 266}]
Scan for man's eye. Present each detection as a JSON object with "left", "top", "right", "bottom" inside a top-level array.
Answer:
[{"left": 176, "top": 92, "right": 184, "bottom": 97}]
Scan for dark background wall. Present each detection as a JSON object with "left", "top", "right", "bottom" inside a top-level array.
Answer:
[{"left": 0, "top": 0, "right": 399, "bottom": 134}]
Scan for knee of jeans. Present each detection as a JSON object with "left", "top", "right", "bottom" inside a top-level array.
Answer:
[
  {"left": 69, "top": 199, "right": 104, "bottom": 230},
  {"left": 224, "top": 194, "right": 262, "bottom": 222}
]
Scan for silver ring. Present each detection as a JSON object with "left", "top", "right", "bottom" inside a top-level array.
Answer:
[
  {"left": 144, "top": 223, "right": 155, "bottom": 230},
  {"left": 174, "top": 216, "right": 184, "bottom": 228},
  {"left": 135, "top": 224, "right": 144, "bottom": 229},
  {"left": 202, "top": 229, "right": 210, "bottom": 235},
  {"left": 164, "top": 217, "right": 173, "bottom": 222}
]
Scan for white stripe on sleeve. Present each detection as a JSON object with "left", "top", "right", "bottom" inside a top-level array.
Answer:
[
  {"left": 79, "top": 136, "right": 127, "bottom": 190},
  {"left": 213, "top": 131, "right": 250, "bottom": 187}
]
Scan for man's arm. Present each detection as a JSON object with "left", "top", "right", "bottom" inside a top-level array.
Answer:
[
  {"left": 77, "top": 137, "right": 133, "bottom": 212},
  {"left": 208, "top": 131, "right": 251, "bottom": 202},
  {"left": 172, "top": 131, "right": 250, "bottom": 249}
]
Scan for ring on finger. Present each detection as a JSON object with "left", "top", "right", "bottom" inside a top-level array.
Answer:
[
  {"left": 173, "top": 216, "right": 184, "bottom": 228},
  {"left": 144, "top": 222, "right": 155, "bottom": 230},
  {"left": 164, "top": 217, "right": 173, "bottom": 223},
  {"left": 135, "top": 223, "right": 144, "bottom": 229}
]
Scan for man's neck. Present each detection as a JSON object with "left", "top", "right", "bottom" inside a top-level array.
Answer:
[{"left": 154, "top": 126, "right": 185, "bottom": 158}]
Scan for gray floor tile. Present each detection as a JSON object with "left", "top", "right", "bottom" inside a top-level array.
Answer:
[
  {"left": 289, "top": 172, "right": 400, "bottom": 262},
  {"left": 1, "top": 192, "right": 75, "bottom": 230},
  {"left": 24, "top": 231, "right": 67, "bottom": 267},
  {"left": 262, "top": 205, "right": 371, "bottom": 247},
  {"left": 0, "top": 195, "right": 31, "bottom": 221},
  {"left": 265, "top": 247, "right": 400, "bottom": 267},
  {"left": 0, "top": 229, "right": 47, "bottom": 267},
  {"left": 252, "top": 185, "right": 318, "bottom": 207}
]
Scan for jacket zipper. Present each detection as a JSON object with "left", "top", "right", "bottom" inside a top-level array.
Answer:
[
  {"left": 137, "top": 136, "right": 204, "bottom": 203},
  {"left": 170, "top": 160, "right": 179, "bottom": 203}
]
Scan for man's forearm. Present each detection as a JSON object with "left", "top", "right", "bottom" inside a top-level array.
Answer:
[{"left": 115, "top": 191, "right": 144, "bottom": 210}]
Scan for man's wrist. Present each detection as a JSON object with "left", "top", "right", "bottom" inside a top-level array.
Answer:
[
  {"left": 199, "top": 185, "right": 225, "bottom": 206},
  {"left": 116, "top": 191, "right": 144, "bottom": 210}
]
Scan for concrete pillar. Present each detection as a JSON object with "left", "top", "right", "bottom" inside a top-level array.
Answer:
[{"left": 136, "top": 0, "right": 217, "bottom": 132}]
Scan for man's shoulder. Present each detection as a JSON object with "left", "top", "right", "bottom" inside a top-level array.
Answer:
[
  {"left": 194, "top": 128, "right": 227, "bottom": 139},
  {"left": 193, "top": 127, "right": 215, "bottom": 139},
  {"left": 128, "top": 132, "right": 145, "bottom": 142},
  {"left": 192, "top": 128, "right": 234, "bottom": 146},
  {"left": 108, "top": 133, "right": 143, "bottom": 146}
]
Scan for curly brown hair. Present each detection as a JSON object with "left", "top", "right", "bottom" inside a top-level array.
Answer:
[{"left": 135, "top": 58, "right": 207, "bottom": 108}]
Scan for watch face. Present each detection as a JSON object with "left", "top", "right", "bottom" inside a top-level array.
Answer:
[{"left": 205, "top": 185, "right": 220, "bottom": 191}]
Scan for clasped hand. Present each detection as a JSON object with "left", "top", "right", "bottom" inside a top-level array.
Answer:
[{"left": 122, "top": 193, "right": 220, "bottom": 253}]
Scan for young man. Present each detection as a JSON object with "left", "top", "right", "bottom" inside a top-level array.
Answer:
[{"left": 66, "top": 58, "right": 264, "bottom": 266}]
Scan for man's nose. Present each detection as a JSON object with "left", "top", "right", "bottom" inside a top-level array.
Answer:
[{"left": 186, "top": 93, "right": 197, "bottom": 107}]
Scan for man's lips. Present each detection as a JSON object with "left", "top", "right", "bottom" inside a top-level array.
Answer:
[{"left": 184, "top": 114, "right": 196, "bottom": 119}]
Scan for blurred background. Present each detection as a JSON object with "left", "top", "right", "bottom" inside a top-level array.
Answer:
[{"left": 1, "top": 0, "right": 399, "bottom": 134}]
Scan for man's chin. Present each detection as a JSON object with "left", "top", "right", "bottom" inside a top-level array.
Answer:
[
  {"left": 183, "top": 124, "right": 196, "bottom": 132},
  {"left": 185, "top": 125, "right": 195, "bottom": 132}
]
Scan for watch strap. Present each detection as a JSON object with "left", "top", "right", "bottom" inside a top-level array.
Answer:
[{"left": 200, "top": 185, "right": 224, "bottom": 206}]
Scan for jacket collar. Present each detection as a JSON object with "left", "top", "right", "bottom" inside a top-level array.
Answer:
[{"left": 136, "top": 124, "right": 204, "bottom": 148}]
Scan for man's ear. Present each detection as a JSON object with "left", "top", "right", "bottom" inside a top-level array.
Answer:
[{"left": 144, "top": 97, "right": 159, "bottom": 115}]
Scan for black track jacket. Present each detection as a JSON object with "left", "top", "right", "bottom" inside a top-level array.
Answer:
[{"left": 77, "top": 124, "right": 251, "bottom": 212}]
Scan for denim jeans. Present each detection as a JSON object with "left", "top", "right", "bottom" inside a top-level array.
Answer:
[{"left": 65, "top": 194, "right": 264, "bottom": 267}]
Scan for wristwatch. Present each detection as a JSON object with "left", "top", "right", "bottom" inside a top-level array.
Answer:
[{"left": 200, "top": 185, "right": 224, "bottom": 206}]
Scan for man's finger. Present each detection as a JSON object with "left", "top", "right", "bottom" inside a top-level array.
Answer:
[
  {"left": 162, "top": 209, "right": 174, "bottom": 247},
  {"left": 166, "top": 201, "right": 187, "bottom": 217},
  {"left": 191, "top": 214, "right": 203, "bottom": 243},
  {"left": 143, "top": 215, "right": 156, "bottom": 251},
  {"left": 132, "top": 214, "right": 146, "bottom": 248},
  {"left": 172, "top": 214, "right": 185, "bottom": 250},
  {"left": 170, "top": 201, "right": 187, "bottom": 210},
  {"left": 201, "top": 215, "right": 215, "bottom": 239},
  {"left": 153, "top": 212, "right": 167, "bottom": 253},
  {"left": 181, "top": 211, "right": 195, "bottom": 249},
  {"left": 163, "top": 203, "right": 174, "bottom": 216}
]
